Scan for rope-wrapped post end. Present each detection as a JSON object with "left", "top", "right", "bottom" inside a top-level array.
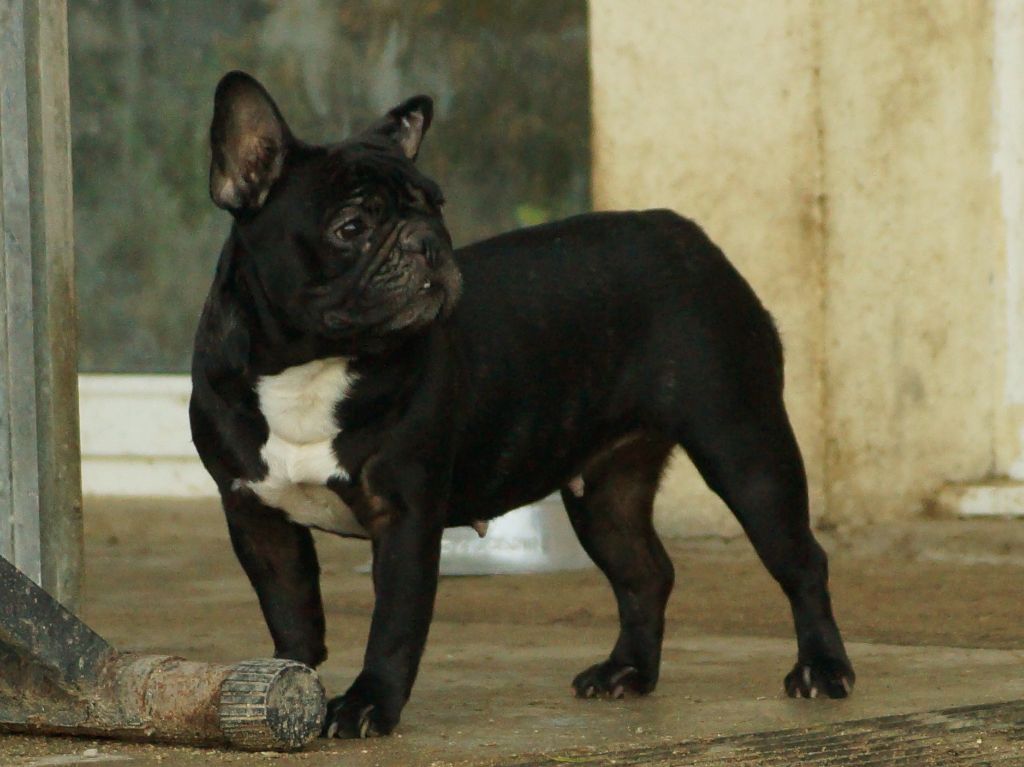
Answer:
[{"left": 218, "top": 659, "right": 326, "bottom": 751}]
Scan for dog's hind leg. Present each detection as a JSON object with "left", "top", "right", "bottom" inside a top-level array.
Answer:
[
  {"left": 678, "top": 400, "right": 855, "bottom": 699},
  {"left": 562, "top": 434, "right": 675, "bottom": 698}
]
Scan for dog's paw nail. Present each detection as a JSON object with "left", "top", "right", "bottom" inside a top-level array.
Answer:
[
  {"left": 358, "top": 705, "right": 376, "bottom": 739},
  {"left": 786, "top": 659, "right": 855, "bottom": 700},
  {"left": 325, "top": 722, "right": 339, "bottom": 738},
  {"left": 608, "top": 666, "right": 637, "bottom": 686},
  {"left": 573, "top": 661, "right": 649, "bottom": 700}
]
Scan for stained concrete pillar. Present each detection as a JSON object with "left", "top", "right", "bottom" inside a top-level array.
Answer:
[
  {"left": 934, "top": 0, "right": 1024, "bottom": 518},
  {"left": 817, "top": 1, "right": 1002, "bottom": 524},
  {"left": 0, "top": 0, "right": 82, "bottom": 606}
]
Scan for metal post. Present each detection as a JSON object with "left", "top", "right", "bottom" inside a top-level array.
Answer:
[{"left": 0, "top": 0, "right": 82, "bottom": 606}]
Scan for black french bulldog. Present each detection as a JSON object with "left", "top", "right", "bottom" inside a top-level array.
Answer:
[{"left": 190, "top": 71, "right": 854, "bottom": 739}]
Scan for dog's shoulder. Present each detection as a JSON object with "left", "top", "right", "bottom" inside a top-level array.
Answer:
[{"left": 192, "top": 234, "right": 253, "bottom": 385}]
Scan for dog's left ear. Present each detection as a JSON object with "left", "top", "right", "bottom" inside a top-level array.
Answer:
[{"left": 368, "top": 95, "right": 434, "bottom": 160}]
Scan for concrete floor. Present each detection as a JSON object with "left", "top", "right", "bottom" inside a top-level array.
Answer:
[{"left": 3, "top": 499, "right": 1024, "bottom": 766}]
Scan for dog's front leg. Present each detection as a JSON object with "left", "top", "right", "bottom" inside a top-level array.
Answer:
[
  {"left": 323, "top": 460, "right": 445, "bottom": 739},
  {"left": 222, "top": 491, "right": 327, "bottom": 668}
]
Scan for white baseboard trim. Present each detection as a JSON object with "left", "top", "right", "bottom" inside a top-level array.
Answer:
[
  {"left": 933, "top": 480, "right": 1024, "bottom": 518},
  {"left": 82, "top": 456, "right": 217, "bottom": 497},
  {"left": 79, "top": 374, "right": 216, "bottom": 497}
]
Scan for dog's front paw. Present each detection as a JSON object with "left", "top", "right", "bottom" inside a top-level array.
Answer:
[
  {"left": 572, "top": 659, "right": 653, "bottom": 699},
  {"left": 321, "top": 691, "right": 395, "bottom": 739},
  {"left": 784, "top": 656, "right": 855, "bottom": 699}
]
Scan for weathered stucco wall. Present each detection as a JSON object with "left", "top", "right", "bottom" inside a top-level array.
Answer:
[
  {"left": 590, "top": 0, "right": 1005, "bottom": 534},
  {"left": 819, "top": 1, "right": 1002, "bottom": 525}
]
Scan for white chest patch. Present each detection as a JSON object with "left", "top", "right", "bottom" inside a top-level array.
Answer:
[{"left": 237, "top": 357, "right": 367, "bottom": 537}]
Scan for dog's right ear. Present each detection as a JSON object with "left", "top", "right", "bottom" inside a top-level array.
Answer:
[{"left": 209, "top": 71, "right": 292, "bottom": 212}]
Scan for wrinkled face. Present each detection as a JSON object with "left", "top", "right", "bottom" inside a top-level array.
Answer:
[
  {"left": 208, "top": 71, "right": 461, "bottom": 347},
  {"left": 235, "top": 145, "right": 462, "bottom": 343}
]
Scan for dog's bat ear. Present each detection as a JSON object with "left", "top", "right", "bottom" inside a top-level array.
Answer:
[
  {"left": 367, "top": 95, "right": 433, "bottom": 161},
  {"left": 209, "top": 71, "right": 292, "bottom": 212}
]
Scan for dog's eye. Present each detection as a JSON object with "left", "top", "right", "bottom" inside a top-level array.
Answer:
[{"left": 334, "top": 218, "right": 366, "bottom": 241}]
